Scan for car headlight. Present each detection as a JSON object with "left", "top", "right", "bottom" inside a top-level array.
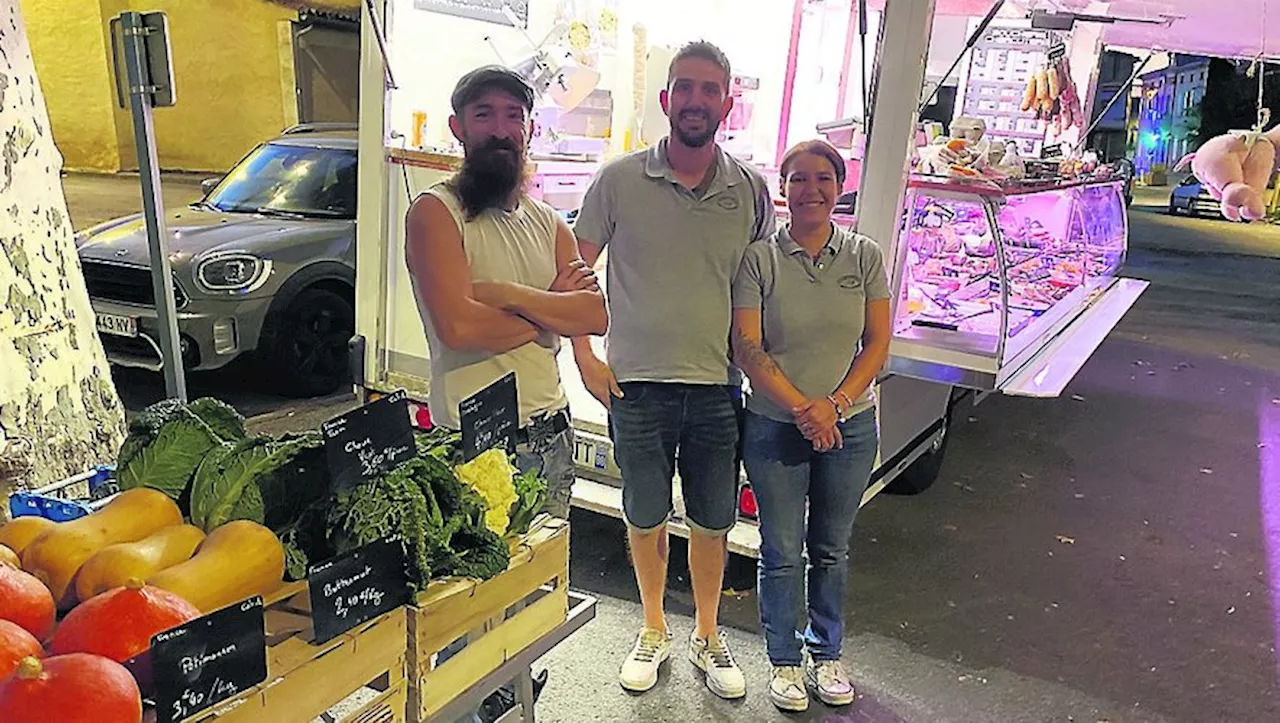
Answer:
[{"left": 195, "top": 253, "right": 272, "bottom": 293}]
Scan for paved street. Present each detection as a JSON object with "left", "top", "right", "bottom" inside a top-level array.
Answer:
[
  {"left": 65, "top": 173, "right": 1280, "bottom": 721},
  {"left": 61, "top": 171, "right": 360, "bottom": 432}
]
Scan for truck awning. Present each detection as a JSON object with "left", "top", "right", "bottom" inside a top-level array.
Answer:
[{"left": 869, "top": 0, "right": 1280, "bottom": 61}]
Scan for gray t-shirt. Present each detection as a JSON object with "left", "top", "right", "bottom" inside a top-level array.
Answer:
[
  {"left": 573, "top": 139, "right": 776, "bottom": 385},
  {"left": 731, "top": 224, "right": 891, "bottom": 423}
]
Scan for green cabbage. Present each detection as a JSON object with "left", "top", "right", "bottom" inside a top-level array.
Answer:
[
  {"left": 117, "top": 398, "right": 246, "bottom": 500},
  {"left": 189, "top": 432, "right": 329, "bottom": 532}
]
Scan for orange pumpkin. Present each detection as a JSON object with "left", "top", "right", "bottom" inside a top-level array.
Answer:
[
  {"left": 50, "top": 578, "right": 200, "bottom": 663},
  {"left": 0, "top": 620, "right": 42, "bottom": 681},
  {"left": 0, "top": 559, "right": 57, "bottom": 641},
  {"left": 0, "top": 654, "right": 142, "bottom": 723}
]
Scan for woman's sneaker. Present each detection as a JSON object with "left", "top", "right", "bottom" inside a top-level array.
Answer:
[
  {"left": 619, "top": 627, "right": 672, "bottom": 692},
  {"left": 689, "top": 630, "right": 746, "bottom": 699},
  {"left": 769, "top": 666, "right": 810, "bottom": 712},
  {"left": 806, "top": 659, "right": 856, "bottom": 706}
]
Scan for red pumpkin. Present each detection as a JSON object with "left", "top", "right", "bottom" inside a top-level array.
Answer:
[
  {"left": 0, "top": 559, "right": 56, "bottom": 641},
  {"left": 50, "top": 578, "right": 200, "bottom": 663},
  {"left": 0, "top": 654, "right": 142, "bottom": 723},
  {"left": 0, "top": 620, "right": 42, "bottom": 681}
]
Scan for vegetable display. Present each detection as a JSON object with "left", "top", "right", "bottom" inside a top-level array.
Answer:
[
  {"left": 0, "top": 654, "right": 143, "bottom": 723},
  {"left": 0, "top": 516, "right": 55, "bottom": 555},
  {"left": 188, "top": 431, "right": 328, "bottom": 532},
  {"left": 21, "top": 488, "right": 184, "bottom": 608},
  {"left": 0, "top": 620, "right": 42, "bottom": 681},
  {"left": 74, "top": 524, "right": 206, "bottom": 603},
  {"left": 0, "top": 561, "right": 56, "bottom": 641},
  {"left": 50, "top": 579, "right": 200, "bottom": 664},
  {"left": 117, "top": 397, "right": 246, "bottom": 500},
  {"left": 0, "top": 392, "right": 557, "bottom": 716},
  {"left": 327, "top": 454, "right": 509, "bottom": 589},
  {"left": 148, "top": 520, "right": 286, "bottom": 614}
]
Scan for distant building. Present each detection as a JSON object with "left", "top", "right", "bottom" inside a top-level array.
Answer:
[
  {"left": 1087, "top": 51, "right": 1139, "bottom": 161},
  {"left": 1135, "top": 54, "right": 1210, "bottom": 174},
  {"left": 20, "top": 0, "right": 360, "bottom": 173}
]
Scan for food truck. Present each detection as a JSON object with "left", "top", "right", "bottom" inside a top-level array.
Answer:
[{"left": 352, "top": 0, "right": 1273, "bottom": 558}]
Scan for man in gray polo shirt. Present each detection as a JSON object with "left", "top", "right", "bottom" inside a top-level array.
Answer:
[{"left": 571, "top": 40, "right": 775, "bottom": 699}]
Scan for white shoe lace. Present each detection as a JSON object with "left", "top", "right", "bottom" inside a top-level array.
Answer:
[
  {"left": 774, "top": 666, "right": 806, "bottom": 690},
  {"left": 816, "top": 660, "right": 851, "bottom": 689},
  {"left": 631, "top": 630, "right": 666, "bottom": 663},
  {"left": 703, "top": 633, "right": 737, "bottom": 669}
]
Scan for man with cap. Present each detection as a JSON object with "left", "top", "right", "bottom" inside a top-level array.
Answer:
[{"left": 405, "top": 64, "right": 607, "bottom": 521}]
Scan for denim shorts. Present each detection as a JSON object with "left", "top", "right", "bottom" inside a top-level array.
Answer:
[{"left": 609, "top": 382, "right": 741, "bottom": 534}]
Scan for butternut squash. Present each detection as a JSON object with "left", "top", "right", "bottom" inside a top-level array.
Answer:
[
  {"left": 0, "top": 545, "right": 18, "bottom": 569},
  {"left": 74, "top": 525, "right": 206, "bottom": 602},
  {"left": 21, "top": 489, "right": 183, "bottom": 609},
  {"left": 0, "top": 518, "right": 56, "bottom": 557},
  {"left": 147, "top": 521, "right": 285, "bottom": 614}
]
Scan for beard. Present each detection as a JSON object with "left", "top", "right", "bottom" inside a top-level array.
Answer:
[
  {"left": 672, "top": 108, "right": 720, "bottom": 148},
  {"left": 453, "top": 136, "right": 526, "bottom": 220}
]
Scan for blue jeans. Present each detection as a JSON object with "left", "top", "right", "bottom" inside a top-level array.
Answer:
[
  {"left": 609, "top": 382, "right": 741, "bottom": 534},
  {"left": 742, "top": 408, "right": 878, "bottom": 666}
]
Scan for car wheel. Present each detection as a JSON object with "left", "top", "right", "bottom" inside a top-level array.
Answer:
[
  {"left": 885, "top": 410, "right": 950, "bottom": 496},
  {"left": 264, "top": 287, "right": 354, "bottom": 397},
  {"left": 1167, "top": 200, "right": 1179, "bottom": 215}
]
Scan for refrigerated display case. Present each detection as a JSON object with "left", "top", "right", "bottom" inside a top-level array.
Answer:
[{"left": 888, "top": 173, "right": 1145, "bottom": 395}]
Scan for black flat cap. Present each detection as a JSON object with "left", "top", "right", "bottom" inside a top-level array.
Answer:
[{"left": 451, "top": 65, "right": 536, "bottom": 114}]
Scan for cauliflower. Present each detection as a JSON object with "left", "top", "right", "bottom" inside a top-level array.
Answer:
[{"left": 453, "top": 448, "right": 519, "bottom": 535}]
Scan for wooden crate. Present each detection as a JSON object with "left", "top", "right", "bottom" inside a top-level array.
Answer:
[
  {"left": 407, "top": 519, "right": 570, "bottom": 721},
  {"left": 183, "top": 583, "right": 408, "bottom": 723}
]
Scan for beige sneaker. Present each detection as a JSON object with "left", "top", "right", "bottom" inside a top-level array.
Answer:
[
  {"left": 807, "top": 659, "right": 856, "bottom": 706},
  {"left": 689, "top": 630, "right": 746, "bottom": 699},
  {"left": 619, "top": 627, "right": 672, "bottom": 692},
  {"left": 769, "top": 666, "right": 809, "bottom": 711}
]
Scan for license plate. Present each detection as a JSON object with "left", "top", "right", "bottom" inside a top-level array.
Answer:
[{"left": 96, "top": 312, "right": 138, "bottom": 338}]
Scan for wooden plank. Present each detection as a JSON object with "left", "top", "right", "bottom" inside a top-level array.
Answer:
[
  {"left": 410, "top": 522, "right": 569, "bottom": 657},
  {"left": 345, "top": 680, "right": 409, "bottom": 723},
  {"left": 189, "top": 608, "right": 407, "bottom": 723},
  {"left": 416, "top": 586, "right": 569, "bottom": 719}
]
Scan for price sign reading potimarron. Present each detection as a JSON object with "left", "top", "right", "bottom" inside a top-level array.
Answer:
[
  {"left": 307, "top": 536, "right": 412, "bottom": 645},
  {"left": 321, "top": 389, "right": 416, "bottom": 493},
  {"left": 459, "top": 371, "right": 518, "bottom": 462},
  {"left": 151, "top": 596, "right": 267, "bottom": 723}
]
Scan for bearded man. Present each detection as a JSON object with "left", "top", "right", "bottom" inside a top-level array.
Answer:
[{"left": 405, "top": 65, "right": 606, "bottom": 520}]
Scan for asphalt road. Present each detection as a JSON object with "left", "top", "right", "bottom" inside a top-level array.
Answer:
[
  {"left": 544, "top": 188, "right": 1280, "bottom": 723},
  {"left": 70, "top": 173, "right": 1280, "bottom": 721}
]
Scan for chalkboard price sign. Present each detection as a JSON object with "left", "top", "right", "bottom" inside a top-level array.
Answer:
[
  {"left": 321, "top": 390, "right": 416, "bottom": 493},
  {"left": 459, "top": 372, "right": 519, "bottom": 462},
  {"left": 307, "top": 536, "right": 412, "bottom": 645},
  {"left": 151, "top": 597, "right": 267, "bottom": 723}
]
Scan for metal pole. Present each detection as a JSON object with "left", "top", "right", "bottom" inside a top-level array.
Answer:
[{"left": 121, "top": 12, "right": 186, "bottom": 402}]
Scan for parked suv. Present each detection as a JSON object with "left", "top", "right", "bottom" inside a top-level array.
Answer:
[{"left": 75, "top": 124, "right": 358, "bottom": 396}]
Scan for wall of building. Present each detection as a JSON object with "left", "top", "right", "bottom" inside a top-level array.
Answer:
[
  {"left": 20, "top": 0, "right": 122, "bottom": 172},
  {"left": 22, "top": 0, "right": 305, "bottom": 173}
]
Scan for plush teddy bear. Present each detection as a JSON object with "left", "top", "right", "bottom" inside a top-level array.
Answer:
[{"left": 1175, "top": 120, "right": 1280, "bottom": 222}]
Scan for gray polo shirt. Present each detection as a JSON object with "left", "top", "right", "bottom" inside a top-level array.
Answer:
[
  {"left": 574, "top": 139, "right": 776, "bottom": 384},
  {"left": 731, "top": 224, "right": 891, "bottom": 423}
]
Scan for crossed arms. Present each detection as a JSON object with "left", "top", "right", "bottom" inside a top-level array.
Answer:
[{"left": 404, "top": 194, "right": 607, "bottom": 355}]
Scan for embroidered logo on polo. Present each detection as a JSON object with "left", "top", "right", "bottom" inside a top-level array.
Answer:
[
  {"left": 716, "top": 196, "right": 740, "bottom": 210},
  {"left": 838, "top": 274, "right": 862, "bottom": 289}
]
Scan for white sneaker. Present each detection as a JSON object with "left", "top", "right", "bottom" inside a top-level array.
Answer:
[
  {"left": 619, "top": 627, "right": 672, "bottom": 692},
  {"left": 689, "top": 630, "right": 746, "bottom": 699},
  {"left": 769, "top": 666, "right": 809, "bottom": 711},
  {"left": 807, "top": 659, "right": 856, "bottom": 706}
]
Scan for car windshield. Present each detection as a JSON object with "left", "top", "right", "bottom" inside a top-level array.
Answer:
[{"left": 205, "top": 142, "right": 357, "bottom": 218}]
